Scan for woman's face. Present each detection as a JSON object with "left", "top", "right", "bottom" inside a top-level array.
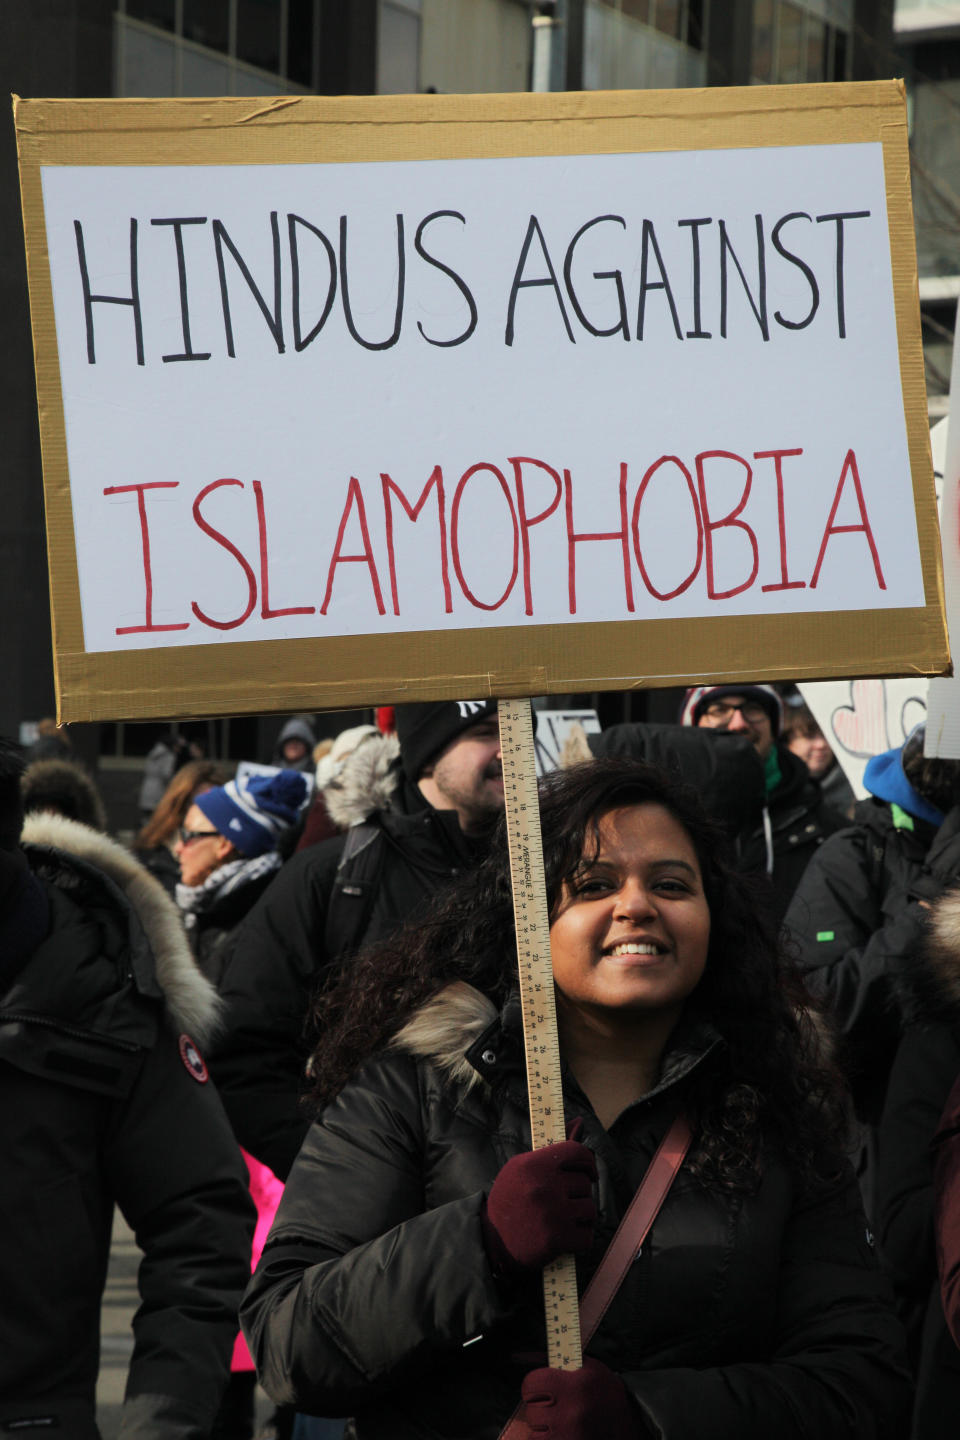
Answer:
[
  {"left": 174, "top": 802, "right": 232, "bottom": 887},
  {"left": 787, "top": 728, "right": 833, "bottom": 778},
  {"left": 549, "top": 803, "right": 710, "bottom": 1027}
]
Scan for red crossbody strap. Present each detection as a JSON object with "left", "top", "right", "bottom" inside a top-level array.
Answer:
[
  {"left": 497, "top": 1112, "right": 693, "bottom": 1440},
  {"left": 578, "top": 1111, "right": 692, "bottom": 1343}
]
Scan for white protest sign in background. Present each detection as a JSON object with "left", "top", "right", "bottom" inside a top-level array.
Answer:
[
  {"left": 40, "top": 144, "right": 922, "bottom": 654},
  {"left": 924, "top": 314, "right": 960, "bottom": 759}
]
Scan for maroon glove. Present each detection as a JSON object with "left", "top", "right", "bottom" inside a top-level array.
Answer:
[
  {"left": 482, "top": 1135, "right": 597, "bottom": 1275},
  {"left": 521, "top": 1358, "right": 640, "bottom": 1439}
]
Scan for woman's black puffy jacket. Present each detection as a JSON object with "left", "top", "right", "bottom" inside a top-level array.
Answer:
[{"left": 242, "top": 983, "right": 910, "bottom": 1440}]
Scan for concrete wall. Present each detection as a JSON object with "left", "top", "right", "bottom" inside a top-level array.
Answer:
[{"left": 420, "top": 0, "right": 531, "bottom": 93}]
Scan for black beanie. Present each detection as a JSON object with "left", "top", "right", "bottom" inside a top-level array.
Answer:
[{"left": 395, "top": 699, "right": 499, "bottom": 780}]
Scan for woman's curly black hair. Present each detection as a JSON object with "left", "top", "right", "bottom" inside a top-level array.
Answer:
[{"left": 307, "top": 758, "right": 848, "bottom": 1191}]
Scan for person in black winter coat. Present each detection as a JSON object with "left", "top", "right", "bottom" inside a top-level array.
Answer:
[
  {"left": 0, "top": 741, "right": 254, "bottom": 1440},
  {"left": 208, "top": 700, "right": 505, "bottom": 1181},
  {"left": 783, "top": 728, "right": 960, "bottom": 1144},
  {"left": 875, "top": 887, "right": 960, "bottom": 1439},
  {"left": 242, "top": 759, "right": 909, "bottom": 1440}
]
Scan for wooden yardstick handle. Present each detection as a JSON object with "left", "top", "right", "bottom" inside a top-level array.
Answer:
[{"left": 497, "top": 698, "right": 583, "bottom": 1372}]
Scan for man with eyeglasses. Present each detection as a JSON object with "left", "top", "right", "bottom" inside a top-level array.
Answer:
[
  {"left": 683, "top": 687, "right": 778, "bottom": 760},
  {"left": 680, "top": 683, "right": 839, "bottom": 914}
]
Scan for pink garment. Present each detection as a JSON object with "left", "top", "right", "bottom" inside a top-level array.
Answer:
[{"left": 231, "top": 1148, "right": 285, "bottom": 1372}]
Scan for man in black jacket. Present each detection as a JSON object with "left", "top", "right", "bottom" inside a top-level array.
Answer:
[
  {"left": 784, "top": 728, "right": 960, "bottom": 1132},
  {"left": 209, "top": 699, "right": 505, "bottom": 1180},
  {"left": 0, "top": 738, "right": 254, "bottom": 1439}
]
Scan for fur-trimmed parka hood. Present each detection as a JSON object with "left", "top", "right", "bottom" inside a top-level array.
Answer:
[
  {"left": 391, "top": 979, "right": 725, "bottom": 1104},
  {"left": 20, "top": 812, "right": 221, "bottom": 1044},
  {"left": 905, "top": 885, "right": 960, "bottom": 1025},
  {"left": 392, "top": 981, "right": 499, "bottom": 1094},
  {"left": 323, "top": 731, "right": 400, "bottom": 829}
]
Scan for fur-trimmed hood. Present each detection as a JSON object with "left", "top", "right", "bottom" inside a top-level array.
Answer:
[
  {"left": 905, "top": 885, "right": 960, "bottom": 1024},
  {"left": 21, "top": 812, "right": 221, "bottom": 1044},
  {"left": 390, "top": 979, "right": 727, "bottom": 1103},
  {"left": 392, "top": 980, "right": 498, "bottom": 1094},
  {"left": 323, "top": 731, "right": 401, "bottom": 829}
]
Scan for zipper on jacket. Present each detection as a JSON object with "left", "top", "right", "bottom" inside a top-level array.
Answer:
[{"left": 0, "top": 1010, "right": 142, "bottom": 1053}]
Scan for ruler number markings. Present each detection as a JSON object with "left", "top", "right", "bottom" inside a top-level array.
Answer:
[{"left": 498, "top": 698, "right": 583, "bottom": 1373}]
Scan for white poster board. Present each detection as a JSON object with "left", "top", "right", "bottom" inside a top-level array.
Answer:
[
  {"left": 39, "top": 145, "right": 925, "bottom": 653},
  {"left": 799, "top": 418, "right": 948, "bottom": 790},
  {"left": 924, "top": 314, "right": 960, "bottom": 758},
  {"left": 15, "top": 88, "right": 945, "bottom": 720}
]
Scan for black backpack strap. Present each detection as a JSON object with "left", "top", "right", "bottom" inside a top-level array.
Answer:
[{"left": 324, "top": 820, "right": 386, "bottom": 963}]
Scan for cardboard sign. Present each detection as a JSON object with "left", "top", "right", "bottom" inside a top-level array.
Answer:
[
  {"left": 797, "top": 418, "right": 948, "bottom": 790},
  {"left": 14, "top": 85, "right": 946, "bottom": 721}
]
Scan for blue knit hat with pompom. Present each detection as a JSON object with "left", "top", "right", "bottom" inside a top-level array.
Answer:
[{"left": 195, "top": 769, "right": 307, "bottom": 857}]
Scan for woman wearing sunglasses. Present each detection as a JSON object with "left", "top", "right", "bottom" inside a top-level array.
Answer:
[{"left": 174, "top": 768, "right": 307, "bottom": 982}]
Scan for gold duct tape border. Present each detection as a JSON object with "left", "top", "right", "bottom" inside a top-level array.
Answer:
[{"left": 52, "top": 607, "right": 947, "bottom": 723}]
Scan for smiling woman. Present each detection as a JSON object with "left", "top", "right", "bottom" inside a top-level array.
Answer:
[
  {"left": 241, "top": 758, "right": 911, "bottom": 1440},
  {"left": 550, "top": 804, "right": 711, "bottom": 1126}
]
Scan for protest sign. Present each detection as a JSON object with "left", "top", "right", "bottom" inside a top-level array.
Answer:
[
  {"left": 14, "top": 84, "right": 946, "bottom": 721},
  {"left": 924, "top": 318, "right": 960, "bottom": 758},
  {"left": 797, "top": 418, "right": 947, "bottom": 792}
]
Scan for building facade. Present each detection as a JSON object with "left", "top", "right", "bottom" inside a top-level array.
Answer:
[{"left": 894, "top": 1, "right": 960, "bottom": 416}]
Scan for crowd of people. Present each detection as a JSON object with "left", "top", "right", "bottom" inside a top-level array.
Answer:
[{"left": 6, "top": 686, "right": 960, "bottom": 1438}]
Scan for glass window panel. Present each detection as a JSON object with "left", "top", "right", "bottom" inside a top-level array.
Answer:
[
  {"left": 237, "top": 0, "right": 282, "bottom": 74},
  {"left": 805, "top": 15, "right": 826, "bottom": 81},
  {"left": 182, "top": 0, "right": 229, "bottom": 52},
  {"left": 778, "top": 1, "right": 804, "bottom": 84},
  {"left": 234, "top": 65, "right": 287, "bottom": 94},
  {"left": 287, "top": 0, "right": 316, "bottom": 87},
  {"left": 831, "top": 26, "right": 849, "bottom": 81},
  {"left": 378, "top": 4, "right": 419, "bottom": 94},
  {"left": 653, "top": 0, "right": 682, "bottom": 40},
  {"left": 119, "top": 23, "right": 177, "bottom": 93},
  {"left": 180, "top": 45, "right": 232, "bottom": 93},
  {"left": 124, "top": 0, "right": 176, "bottom": 31},
  {"left": 752, "top": 0, "right": 774, "bottom": 82}
]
